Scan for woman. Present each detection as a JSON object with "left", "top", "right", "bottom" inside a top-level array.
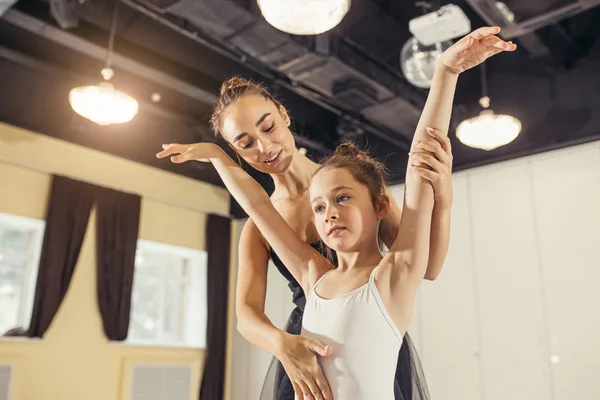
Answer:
[
  {"left": 159, "top": 26, "right": 514, "bottom": 399},
  {"left": 215, "top": 80, "right": 448, "bottom": 400}
]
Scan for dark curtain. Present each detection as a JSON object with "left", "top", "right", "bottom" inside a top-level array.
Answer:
[
  {"left": 199, "top": 214, "right": 232, "bottom": 400},
  {"left": 28, "top": 175, "right": 95, "bottom": 338},
  {"left": 95, "top": 187, "right": 141, "bottom": 341}
]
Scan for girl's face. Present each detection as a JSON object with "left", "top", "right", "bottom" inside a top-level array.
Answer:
[
  {"left": 220, "top": 94, "right": 297, "bottom": 174},
  {"left": 309, "top": 167, "right": 386, "bottom": 253}
]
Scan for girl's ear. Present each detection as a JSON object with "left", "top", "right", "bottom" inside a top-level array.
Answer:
[{"left": 376, "top": 193, "right": 391, "bottom": 221}]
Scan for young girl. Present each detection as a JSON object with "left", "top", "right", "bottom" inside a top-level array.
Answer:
[{"left": 158, "top": 26, "right": 515, "bottom": 399}]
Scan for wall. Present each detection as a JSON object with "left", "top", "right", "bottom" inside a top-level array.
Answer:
[
  {"left": 390, "top": 140, "right": 600, "bottom": 400},
  {"left": 0, "top": 122, "right": 231, "bottom": 400}
]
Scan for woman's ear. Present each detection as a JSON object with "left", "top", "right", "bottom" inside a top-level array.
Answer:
[{"left": 279, "top": 105, "right": 291, "bottom": 126}]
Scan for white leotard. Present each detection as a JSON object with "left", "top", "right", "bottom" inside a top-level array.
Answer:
[{"left": 301, "top": 266, "right": 403, "bottom": 399}]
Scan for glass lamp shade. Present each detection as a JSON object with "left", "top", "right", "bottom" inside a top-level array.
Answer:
[
  {"left": 456, "top": 109, "right": 522, "bottom": 151},
  {"left": 257, "top": 0, "right": 350, "bottom": 35},
  {"left": 69, "top": 81, "right": 139, "bottom": 125}
]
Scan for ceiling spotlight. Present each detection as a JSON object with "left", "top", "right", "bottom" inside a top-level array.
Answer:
[{"left": 151, "top": 93, "right": 162, "bottom": 103}]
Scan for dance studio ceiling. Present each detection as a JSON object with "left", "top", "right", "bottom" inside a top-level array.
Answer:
[{"left": 1, "top": 0, "right": 600, "bottom": 213}]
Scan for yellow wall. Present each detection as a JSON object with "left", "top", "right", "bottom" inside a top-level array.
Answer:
[{"left": 0, "top": 122, "right": 234, "bottom": 400}]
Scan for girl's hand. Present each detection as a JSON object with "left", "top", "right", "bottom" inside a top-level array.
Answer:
[
  {"left": 439, "top": 26, "right": 517, "bottom": 75},
  {"left": 409, "top": 127, "right": 453, "bottom": 208}
]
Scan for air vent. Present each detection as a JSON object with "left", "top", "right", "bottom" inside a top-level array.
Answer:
[
  {"left": 362, "top": 97, "right": 422, "bottom": 140},
  {"left": 333, "top": 78, "right": 379, "bottom": 110},
  {"left": 0, "top": 365, "right": 13, "bottom": 400},
  {"left": 130, "top": 365, "right": 192, "bottom": 400}
]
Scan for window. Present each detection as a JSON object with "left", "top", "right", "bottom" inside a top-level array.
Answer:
[
  {"left": 127, "top": 240, "right": 207, "bottom": 348},
  {"left": 0, "top": 212, "right": 45, "bottom": 336}
]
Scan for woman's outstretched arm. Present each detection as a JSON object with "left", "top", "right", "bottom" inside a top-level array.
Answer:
[{"left": 157, "top": 143, "right": 332, "bottom": 293}]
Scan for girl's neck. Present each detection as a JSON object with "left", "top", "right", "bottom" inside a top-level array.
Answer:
[
  {"left": 271, "top": 150, "right": 320, "bottom": 199},
  {"left": 335, "top": 243, "right": 384, "bottom": 273}
]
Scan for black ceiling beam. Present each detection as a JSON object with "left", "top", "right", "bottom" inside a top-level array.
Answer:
[
  {"left": 466, "top": 0, "right": 600, "bottom": 39},
  {"left": 464, "top": 0, "right": 552, "bottom": 58},
  {"left": 3, "top": 8, "right": 219, "bottom": 105}
]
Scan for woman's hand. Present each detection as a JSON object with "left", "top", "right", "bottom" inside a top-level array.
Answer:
[
  {"left": 276, "top": 333, "right": 333, "bottom": 400},
  {"left": 439, "top": 26, "right": 517, "bottom": 75},
  {"left": 409, "top": 127, "right": 453, "bottom": 208},
  {"left": 156, "top": 142, "right": 222, "bottom": 163}
]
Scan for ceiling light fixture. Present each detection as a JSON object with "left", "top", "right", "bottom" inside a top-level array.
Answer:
[
  {"left": 456, "top": 63, "right": 522, "bottom": 150},
  {"left": 257, "top": 0, "right": 350, "bottom": 35},
  {"left": 69, "top": 0, "right": 138, "bottom": 125}
]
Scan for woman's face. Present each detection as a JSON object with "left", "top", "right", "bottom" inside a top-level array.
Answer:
[{"left": 220, "top": 94, "right": 297, "bottom": 174}]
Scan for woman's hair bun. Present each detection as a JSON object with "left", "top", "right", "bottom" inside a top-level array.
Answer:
[{"left": 220, "top": 77, "right": 258, "bottom": 96}]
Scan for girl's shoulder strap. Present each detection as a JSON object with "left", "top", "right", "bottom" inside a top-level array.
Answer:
[
  {"left": 310, "top": 269, "right": 334, "bottom": 295},
  {"left": 368, "top": 264, "right": 380, "bottom": 285}
]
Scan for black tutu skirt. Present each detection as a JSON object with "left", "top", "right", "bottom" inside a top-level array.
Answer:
[{"left": 259, "top": 306, "right": 430, "bottom": 400}]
